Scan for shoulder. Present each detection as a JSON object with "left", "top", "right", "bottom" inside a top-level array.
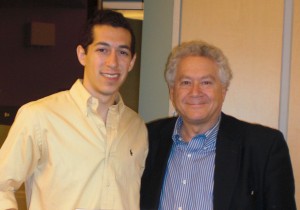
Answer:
[
  {"left": 222, "top": 113, "right": 283, "bottom": 136},
  {"left": 146, "top": 117, "right": 177, "bottom": 132},
  {"left": 16, "top": 91, "right": 69, "bottom": 117},
  {"left": 123, "top": 106, "right": 145, "bottom": 123},
  {"left": 220, "top": 113, "right": 285, "bottom": 147},
  {"left": 21, "top": 91, "right": 69, "bottom": 109},
  {"left": 9, "top": 91, "right": 69, "bottom": 134},
  {"left": 146, "top": 117, "right": 177, "bottom": 141},
  {"left": 121, "top": 106, "right": 147, "bottom": 134}
]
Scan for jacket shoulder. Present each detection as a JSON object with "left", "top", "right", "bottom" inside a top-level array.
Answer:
[
  {"left": 146, "top": 117, "right": 177, "bottom": 133},
  {"left": 220, "top": 113, "right": 285, "bottom": 145}
]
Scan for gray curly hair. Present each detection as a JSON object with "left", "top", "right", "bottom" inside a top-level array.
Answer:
[{"left": 165, "top": 40, "right": 233, "bottom": 89}]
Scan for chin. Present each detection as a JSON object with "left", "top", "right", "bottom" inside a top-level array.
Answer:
[{"left": 98, "top": 88, "right": 118, "bottom": 96}]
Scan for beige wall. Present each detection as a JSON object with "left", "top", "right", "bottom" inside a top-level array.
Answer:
[
  {"left": 288, "top": 0, "right": 300, "bottom": 205},
  {"left": 181, "top": 0, "right": 299, "bottom": 206}
]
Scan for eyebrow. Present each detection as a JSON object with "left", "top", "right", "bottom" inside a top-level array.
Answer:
[
  {"left": 94, "top": 42, "right": 131, "bottom": 50},
  {"left": 179, "top": 75, "right": 215, "bottom": 80}
]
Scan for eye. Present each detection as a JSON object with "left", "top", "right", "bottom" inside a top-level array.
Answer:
[
  {"left": 118, "top": 49, "right": 130, "bottom": 57},
  {"left": 201, "top": 80, "right": 213, "bottom": 86},
  {"left": 179, "top": 80, "right": 192, "bottom": 86},
  {"left": 96, "top": 48, "right": 108, "bottom": 54}
]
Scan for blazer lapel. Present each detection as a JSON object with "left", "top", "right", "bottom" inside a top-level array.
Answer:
[
  {"left": 152, "top": 123, "right": 174, "bottom": 182},
  {"left": 213, "top": 113, "right": 243, "bottom": 210},
  {"left": 148, "top": 118, "right": 176, "bottom": 209}
]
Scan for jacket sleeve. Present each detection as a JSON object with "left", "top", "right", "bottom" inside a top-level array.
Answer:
[{"left": 264, "top": 132, "right": 296, "bottom": 209}]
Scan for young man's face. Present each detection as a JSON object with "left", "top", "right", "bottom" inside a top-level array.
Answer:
[
  {"left": 170, "top": 55, "right": 227, "bottom": 132},
  {"left": 77, "top": 25, "right": 136, "bottom": 100}
]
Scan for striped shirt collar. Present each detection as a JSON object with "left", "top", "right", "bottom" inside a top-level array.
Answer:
[{"left": 172, "top": 116, "right": 221, "bottom": 150}]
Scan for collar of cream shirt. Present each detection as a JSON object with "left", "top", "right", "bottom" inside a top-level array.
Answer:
[{"left": 69, "top": 79, "right": 125, "bottom": 117}]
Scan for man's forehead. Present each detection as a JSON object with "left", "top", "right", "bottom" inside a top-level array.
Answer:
[{"left": 91, "top": 26, "right": 131, "bottom": 46}]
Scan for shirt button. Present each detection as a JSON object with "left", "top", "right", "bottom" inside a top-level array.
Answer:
[
  {"left": 178, "top": 207, "right": 183, "bottom": 210},
  {"left": 187, "top": 154, "right": 191, "bottom": 158},
  {"left": 182, "top": 180, "right": 186, "bottom": 185}
]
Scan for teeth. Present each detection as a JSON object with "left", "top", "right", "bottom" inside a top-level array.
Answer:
[{"left": 102, "top": 73, "right": 118, "bottom": 78}]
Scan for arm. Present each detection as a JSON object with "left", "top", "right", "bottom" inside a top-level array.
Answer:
[
  {"left": 264, "top": 132, "right": 296, "bottom": 209},
  {"left": 0, "top": 105, "right": 41, "bottom": 209}
]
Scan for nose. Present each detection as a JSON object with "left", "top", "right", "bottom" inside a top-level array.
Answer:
[
  {"left": 190, "top": 83, "right": 202, "bottom": 96},
  {"left": 106, "top": 50, "right": 118, "bottom": 69}
]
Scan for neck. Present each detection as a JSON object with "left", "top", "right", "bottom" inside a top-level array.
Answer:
[
  {"left": 96, "top": 93, "right": 118, "bottom": 123},
  {"left": 180, "top": 116, "right": 220, "bottom": 142},
  {"left": 181, "top": 124, "right": 203, "bottom": 142}
]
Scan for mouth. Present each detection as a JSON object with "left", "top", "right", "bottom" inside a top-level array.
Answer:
[
  {"left": 186, "top": 100, "right": 207, "bottom": 105},
  {"left": 101, "top": 73, "right": 120, "bottom": 79},
  {"left": 188, "top": 103, "right": 206, "bottom": 106},
  {"left": 186, "top": 96, "right": 208, "bottom": 105}
]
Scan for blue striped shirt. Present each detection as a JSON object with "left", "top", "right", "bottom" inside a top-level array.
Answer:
[{"left": 159, "top": 116, "right": 221, "bottom": 210}]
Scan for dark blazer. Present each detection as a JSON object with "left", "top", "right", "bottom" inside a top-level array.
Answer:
[{"left": 140, "top": 113, "right": 296, "bottom": 210}]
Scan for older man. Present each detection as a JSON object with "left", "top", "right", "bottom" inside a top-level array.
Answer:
[{"left": 140, "top": 40, "right": 296, "bottom": 210}]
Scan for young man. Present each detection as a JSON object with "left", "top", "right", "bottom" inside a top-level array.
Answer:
[
  {"left": 140, "top": 40, "right": 296, "bottom": 210},
  {"left": 0, "top": 10, "right": 148, "bottom": 210}
]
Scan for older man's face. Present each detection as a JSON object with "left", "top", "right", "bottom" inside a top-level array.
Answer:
[{"left": 170, "top": 55, "right": 227, "bottom": 133}]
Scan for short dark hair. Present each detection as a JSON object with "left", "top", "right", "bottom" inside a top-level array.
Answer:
[{"left": 79, "top": 9, "right": 136, "bottom": 56}]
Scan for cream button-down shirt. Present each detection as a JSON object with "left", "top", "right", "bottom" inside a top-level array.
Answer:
[{"left": 0, "top": 79, "right": 148, "bottom": 210}]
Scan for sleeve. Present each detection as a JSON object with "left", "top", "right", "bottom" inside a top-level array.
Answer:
[
  {"left": 0, "top": 104, "right": 42, "bottom": 209},
  {"left": 264, "top": 131, "right": 296, "bottom": 210}
]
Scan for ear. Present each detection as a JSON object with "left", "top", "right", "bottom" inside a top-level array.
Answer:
[
  {"left": 222, "top": 86, "right": 227, "bottom": 102},
  {"left": 128, "top": 54, "right": 137, "bottom": 72},
  {"left": 76, "top": 45, "right": 86, "bottom": 66},
  {"left": 169, "top": 85, "right": 175, "bottom": 104}
]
